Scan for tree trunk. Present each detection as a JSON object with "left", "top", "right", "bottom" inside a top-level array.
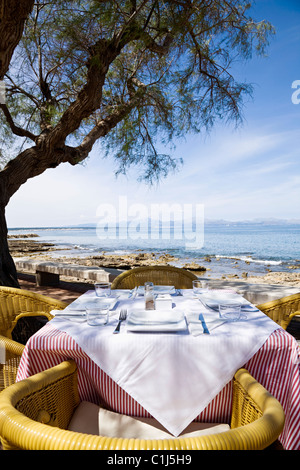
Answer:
[
  {"left": 0, "top": 203, "right": 19, "bottom": 287},
  {"left": 0, "top": 145, "right": 51, "bottom": 287},
  {"left": 0, "top": 0, "right": 35, "bottom": 79},
  {"left": 0, "top": 0, "right": 35, "bottom": 286},
  {"left": 0, "top": 144, "right": 83, "bottom": 287}
]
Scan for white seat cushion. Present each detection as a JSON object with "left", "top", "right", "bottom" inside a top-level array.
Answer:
[{"left": 68, "top": 401, "right": 230, "bottom": 439}]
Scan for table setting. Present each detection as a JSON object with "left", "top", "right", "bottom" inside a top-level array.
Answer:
[
  {"left": 49, "top": 280, "right": 270, "bottom": 338},
  {"left": 16, "top": 280, "right": 300, "bottom": 449},
  {"left": 45, "top": 280, "right": 280, "bottom": 436}
]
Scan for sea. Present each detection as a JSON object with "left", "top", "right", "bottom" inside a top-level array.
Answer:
[{"left": 8, "top": 222, "right": 300, "bottom": 279}]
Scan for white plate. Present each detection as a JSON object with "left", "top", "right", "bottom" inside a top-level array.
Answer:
[
  {"left": 198, "top": 292, "right": 249, "bottom": 309},
  {"left": 71, "top": 298, "right": 118, "bottom": 311},
  {"left": 127, "top": 309, "right": 187, "bottom": 332},
  {"left": 136, "top": 285, "right": 176, "bottom": 295},
  {"left": 51, "top": 310, "right": 87, "bottom": 322}
]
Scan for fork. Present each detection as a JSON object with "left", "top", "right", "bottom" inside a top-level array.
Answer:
[{"left": 113, "top": 309, "right": 127, "bottom": 334}]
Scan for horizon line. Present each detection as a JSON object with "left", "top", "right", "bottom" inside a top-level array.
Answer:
[{"left": 7, "top": 217, "right": 300, "bottom": 230}]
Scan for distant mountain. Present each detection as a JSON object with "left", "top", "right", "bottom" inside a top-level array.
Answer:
[
  {"left": 74, "top": 218, "right": 300, "bottom": 228},
  {"left": 204, "top": 218, "right": 300, "bottom": 225},
  {"left": 73, "top": 223, "right": 97, "bottom": 227},
  {"left": 8, "top": 217, "right": 300, "bottom": 232}
]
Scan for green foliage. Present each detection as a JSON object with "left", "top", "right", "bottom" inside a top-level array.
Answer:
[{"left": 0, "top": 0, "right": 275, "bottom": 181}]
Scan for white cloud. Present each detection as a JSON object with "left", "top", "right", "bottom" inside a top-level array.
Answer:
[{"left": 6, "top": 122, "right": 299, "bottom": 227}]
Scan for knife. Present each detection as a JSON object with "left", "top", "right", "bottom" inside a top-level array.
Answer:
[{"left": 199, "top": 314, "right": 210, "bottom": 334}]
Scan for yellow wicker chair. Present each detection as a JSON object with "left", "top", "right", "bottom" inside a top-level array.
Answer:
[
  {"left": 111, "top": 265, "right": 198, "bottom": 290},
  {"left": 0, "top": 361, "right": 285, "bottom": 450},
  {"left": 0, "top": 286, "right": 68, "bottom": 342},
  {"left": 0, "top": 335, "right": 25, "bottom": 392},
  {"left": 257, "top": 293, "right": 300, "bottom": 330}
]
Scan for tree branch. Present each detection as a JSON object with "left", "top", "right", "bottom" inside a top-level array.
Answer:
[
  {"left": 0, "top": 0, "right": 35, "bottom": 79},
  {"left": 77, "top": 84, "right": 147, "bottom": 161},
  {"left": 0, "top": 103, "right": 37, "bottom": 141},
  {"left": 5, "top": 74, "right": 40, "bottom": 106}
]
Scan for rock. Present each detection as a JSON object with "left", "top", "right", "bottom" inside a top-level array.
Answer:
[
  {"left": 247, "top": 271, "right": 300, "bottom": 287},
  {"left": 157, "top": 253, "right": 178, "bottom": 262},
  {"left": 135, "top": 253, "right": 156, "bottom": 260},
  {"left": 65, "top": 251, "right": 179, "bottom": 271},
  {"left": 182, "top": 263, "right": 206, "bottom": 272},
  {"left": 8, "top": 238, "right": 56, "bottom": 255},
  {"left": 8, "top": 233, "right": 39, "bottom": 238}
]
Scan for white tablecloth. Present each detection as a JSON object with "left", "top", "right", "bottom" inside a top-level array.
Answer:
[{"left": 51, "top": 289, "right": 279, "bottom": 436}]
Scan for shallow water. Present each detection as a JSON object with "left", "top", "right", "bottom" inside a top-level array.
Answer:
[{"left": 8, "top": 222, "right": 300, "bottom": 279}]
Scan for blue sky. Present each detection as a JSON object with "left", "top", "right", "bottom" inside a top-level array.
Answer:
[{"left": 6, "top": 0, "right": 300, "bottom": 228}]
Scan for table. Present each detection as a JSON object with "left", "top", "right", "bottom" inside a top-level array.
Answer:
[{"left": 16, "top": 289, "right": 300, "bottom": 450}]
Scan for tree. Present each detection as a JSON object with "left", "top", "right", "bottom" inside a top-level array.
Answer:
[{"left": 0, "top": 0, "right": 274, "bottom": 286}]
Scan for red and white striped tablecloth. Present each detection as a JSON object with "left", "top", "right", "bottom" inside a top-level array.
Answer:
[{"left": 17, "top": 323, "right": 300, "bottom": 450}]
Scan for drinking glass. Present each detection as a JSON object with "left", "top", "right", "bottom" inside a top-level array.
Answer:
[
  {"left": 144, "top": 281, "right": 154, "bottom": 288},
  {"left": 192, "top": 280, "right": 202, "bottom": 295},
  {"left": 95, "top": 282, "right": 111, "bottom": 297},
  {"left": 218, "top": 304, "right": 241, "bottom": 322},
  {"left": 200, "top": 280, "right": 210, "bottom": 291},
  {"left": 86, "top": 307, "right": 109, "bottom": 326}
]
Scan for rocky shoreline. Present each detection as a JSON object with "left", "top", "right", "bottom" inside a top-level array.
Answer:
[
  {"left": 8, "top": 233, "right": 208, "bottom": 271},
  {"left": 8, "top": 233, "right": 56, "bottom": 254},
  {"left": 8, "top": 233, "right": 300, "bottom": 287}
]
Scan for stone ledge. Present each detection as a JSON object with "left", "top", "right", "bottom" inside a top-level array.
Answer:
[{"left": 14, "top": 258, "right": 123, "bottom": 286}]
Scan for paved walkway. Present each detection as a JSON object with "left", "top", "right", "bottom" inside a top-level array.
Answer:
[{"left": 18, "top": 273, "right": 92, "bottom": 303}]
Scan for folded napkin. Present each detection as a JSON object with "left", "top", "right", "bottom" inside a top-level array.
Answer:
[
  {"left": 51, "top": 309, "right": 86, "bottom": 316},
  {"left": 50, "top": 310, "right": 87, "bottom": 322},
  {"left": 64, "top": 292, "right": 119, "bottom": 310},
  {"left": 127, "top": 309, "right": 187, "bottom": 332},
  {"left": 198, "top": 291, "right": 250, "bottom": 309},
  {"left": 128, "top": 310, "right": 183, "bottom": 325},
  {"left": 186, "top": 311, "right": 226, "bottom": 335}
]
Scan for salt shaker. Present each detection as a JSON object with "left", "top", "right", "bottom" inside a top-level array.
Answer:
[{"left": 144, "top": 282, "right": 155, "bottom": 310}]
